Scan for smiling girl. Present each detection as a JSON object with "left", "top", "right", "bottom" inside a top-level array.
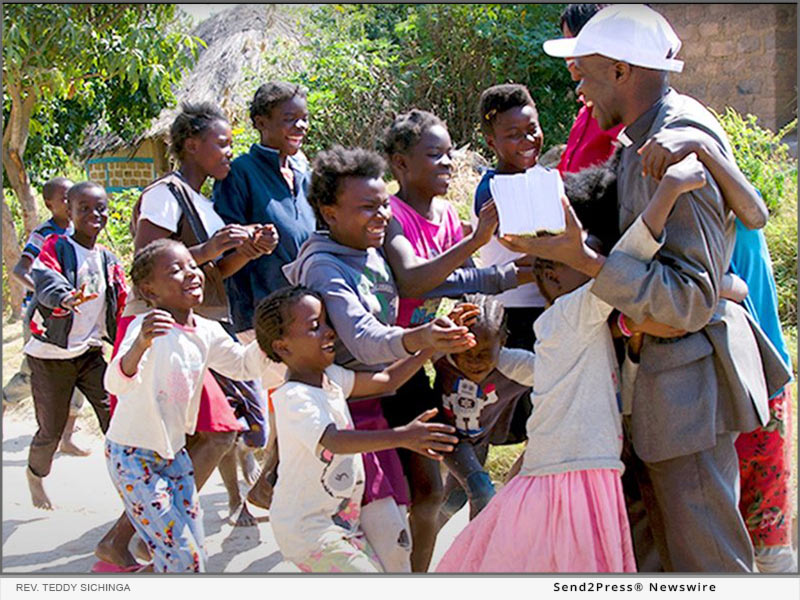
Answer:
[
  {"left": 104, "top": 239, "right": 281, "bottom": 572},
  {"left": 94, "top": 103, "right": 276, "bottom": 572},
  {"left": 253, "top": 286, "right": 461, "bottom": 572}
]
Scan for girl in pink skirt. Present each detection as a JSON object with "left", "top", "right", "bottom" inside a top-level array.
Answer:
[{"left": 437, "top": 153, "right": 711, "bottom": 573}]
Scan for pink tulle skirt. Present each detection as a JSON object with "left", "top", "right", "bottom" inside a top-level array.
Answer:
[{"left": 436, "top": 469, "right": 636, "bottom": 573}]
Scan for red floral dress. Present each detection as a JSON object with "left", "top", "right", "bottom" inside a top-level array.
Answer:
[{"left": 735, "top": 387, "right": 794, "bottom": 549}]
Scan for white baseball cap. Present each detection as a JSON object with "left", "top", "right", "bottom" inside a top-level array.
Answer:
[{"left": 543, "top": 4, "right": 684, "bottom": 73}]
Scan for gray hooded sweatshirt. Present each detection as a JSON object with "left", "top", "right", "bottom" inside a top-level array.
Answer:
[{"left": 283, "top": 232, "right": 518, "bottom": 372}]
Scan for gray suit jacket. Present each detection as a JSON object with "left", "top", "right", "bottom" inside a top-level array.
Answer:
[{"left": 592, "top": 89, "right": 791, "bottom": 463}]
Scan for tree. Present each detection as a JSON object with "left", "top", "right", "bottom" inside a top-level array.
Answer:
[{"left": 2, "top": 4, "right": 197, "bottom": 318}]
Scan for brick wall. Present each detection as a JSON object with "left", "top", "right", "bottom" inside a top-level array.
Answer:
[
  {"left": 85, "top": 138, "right": 161, "bottom": 191},
  {"left": 657, "top": 3, "right": 797, "bottom": 132}
]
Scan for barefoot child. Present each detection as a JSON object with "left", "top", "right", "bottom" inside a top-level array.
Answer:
[
  {"left": 213, "top": 80, "right": 317, "bottom": 512},
  {"left": 380, "top": 109, "right": 503, "bottom": 571},
  {"left": 437, "top": 154, "right": 707, "bottom": 572},
  {"left": 4, "top": 177, "right": 89, "bottom": 455},
  {"left": 95, "top": 103, "right": 277, "bottom": 572},
  {"left": 24, "top": 182, "right": 128, "bottom": 509},
  {"left": 434, "top": 294, "right": 534, "bottom": 524},
  {"left": 253, "top": 286, "right": 462, "bottom": 572},
  {"left": 284, "top": 146, "right": 525, "bottom": 571},
  {"left": 104, "top": 239, "right": 283, "bottom": 573}
]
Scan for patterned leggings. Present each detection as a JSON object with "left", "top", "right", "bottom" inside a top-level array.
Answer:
[
  {"left": 735, "top": 387, "right": 796, "bottom": 572},
  {"left": 105, "top": 440, "right": 206, "bottom": 572}
]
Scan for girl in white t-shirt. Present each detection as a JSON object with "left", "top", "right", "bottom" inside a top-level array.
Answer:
[
  {"left": 104, "top": 239, "right": 283, "bottom": 572},
  {"left": 253, "top": 286, "right": 468, "bottom": 572}
]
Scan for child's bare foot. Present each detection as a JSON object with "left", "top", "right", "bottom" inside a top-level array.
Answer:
[
  {"left": 131, "top": 536, "right": 152, "bottom": 563},
  {"left": 238, "top": 446, "right": 260, "bottom": 487},
  {"left": 228, "top": 501, "right": 257, "bottom": 527},
  {"left": 58, "top": 439, "right": 91, "bottom": 456},
  {"left": 26, "top": 467, "right": 53, "bottom": 510},
  {"left": 246, "top": 475, "right": 274, "bottom": 510},
  {"left": 94, "top": 513, "right": 140, "bottom": 569}
]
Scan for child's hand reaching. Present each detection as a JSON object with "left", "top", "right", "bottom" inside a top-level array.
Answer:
[
  {"left": 396, "top": 408, "right": 459, "bottom": 460},
  {"left": 471, "top": 199, "right": 499, "bottom": 247},
  {"left": 447, "top": 302, "right": 480, "bottom": 328},
  {"left": 661, "top": 153, "right": 707, "bottom": 195},
  {"left": 60, "top": 282, "right": 99, "bottom": 314},
  {"left": 638, "top": 130, "right": 700, "bottom": 180},
  {"left": 423, "top": 316, "right": 476, "bottom": 354},
  {"left": 512, "top": 255, "right": 535, "bottom": 285},
  {"left": 136, "top": 309, "right": 175, "bottom": 349}
]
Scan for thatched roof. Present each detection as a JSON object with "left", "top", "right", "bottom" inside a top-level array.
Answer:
[{"left": 81, "top": 4, "right": 303, "bottom": 158}]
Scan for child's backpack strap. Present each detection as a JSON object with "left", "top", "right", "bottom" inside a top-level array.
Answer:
[
  {"left": 130, "top": 172, "right": 183, "bottom": 239},
  {"left": 132, "top": 172, "right": 229, "bottom": 321}
]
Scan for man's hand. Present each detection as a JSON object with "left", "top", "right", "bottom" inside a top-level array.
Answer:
[{"left": 499, "top": 196, "right": 604, "bottom": 277}]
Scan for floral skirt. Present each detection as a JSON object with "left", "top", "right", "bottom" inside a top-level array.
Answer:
[{"left": 735, "top": 386, "right": 794, "bottom": 549}]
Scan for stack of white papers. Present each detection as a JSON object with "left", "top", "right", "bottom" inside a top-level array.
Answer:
[{"left": 489, "top": 165, "right": 566, "bottom": 237}]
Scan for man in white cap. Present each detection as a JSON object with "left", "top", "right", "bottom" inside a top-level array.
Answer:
[{"left": 505, "top": 4, "right": 790, "bottom": 572}]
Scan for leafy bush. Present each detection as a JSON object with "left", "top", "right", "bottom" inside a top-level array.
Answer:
[
  {"left": 716, "top": 108, "right": 798, "bottom": 328},
  {"left": 262, "top": 4, "right": 576, "bottom": 159},
  {"left": 714, "top": 108, "right": 798, "bottom": 213},
  {"left": 391, "top": 4, "right": 576, "bottom": 155},
  {"left": 99, "top": 189, "right": 138, "bottom": 268}
]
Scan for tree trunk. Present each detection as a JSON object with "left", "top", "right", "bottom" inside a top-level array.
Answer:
[
  {"left": 1, "top": 198, "right": 24, "bottom": 321},
  {"left": 2, "top": 84, "right": 39, "bottom": 239}
]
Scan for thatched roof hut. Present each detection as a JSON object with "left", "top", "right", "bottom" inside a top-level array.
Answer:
[
  {"left": 82, "top": 3, "right": 303, "bottom": 191},
  {"left": 145, "top": 3, "right": 303, "bottom": 139}
]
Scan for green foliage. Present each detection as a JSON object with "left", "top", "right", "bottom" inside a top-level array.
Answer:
[
  {"left": 266, "top": 4, "right": 575, "bottom": 159},
  {"left": 715, "top": 108, "right": 798, "bottom": 329},
  {"left": 391, "top": 4, "right": 576, "bottom": 154},
  {"left": 99, "top": 189, "right": 138, "bottom": 268},
  {"left": 2, "top": 4, "right": 199, "bottom": 186},
  {"left": 269, "top": 5, "right": 404, "bottom": 156},
  {"left": 714, "top": 108, "right": 798, "bottom": 213}
]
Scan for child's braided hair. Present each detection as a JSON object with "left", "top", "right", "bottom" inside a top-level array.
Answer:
[
  {"left": 478, "top": 84, "right": 537, "bottom": 136},
  {"left": 170, "top": 102, "right": 228, "bottom": 159},
  {"left": 380, "top": 109, "right": 445, "bottom": 157},
  {"left": 308, "top": 145, "right": 386, "bottom": 227},
  {"left": 129, "top": 238, "right": 186, "bottom": 302},
  {"left": 254, "top": 286, "right": 326, "bottom": 363},
  {"left": 461, "top": 293, "right": 508, "bottom": 342},
  {"left": 250, "top": 81, "right": 307, "bottom": 126}
]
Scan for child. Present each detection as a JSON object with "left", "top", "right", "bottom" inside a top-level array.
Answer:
[
  {"left": 95, "top": 103, "right": 276, "bottom": 573},
  {"left": 434, "top": 294, "right": 533, "bottom": 524},
  {"left": 24, "top": 181, "right": 128, "bottom": 510},
  {"left": 380, "top": 109, "right": 502, "bottom": 571},
  {"left": 283, "top": 145, "right": 526, "bottom": 572},
  {"left": 437, "top": 154, "right": 707, "bottom": 572},
  {"left": 253, "top": 286, "right": 462, "bottom": 572},
  {"left": 213, "top": 81, "right": 316, "bottom": 341},
  {"left": 133, "top": 101, "right": 277, "bottom": 525},
  {"left": 212, "top": 81, "right": 315, "bottom": 511},
  {"left": 472, "top": 84, "right": 548, "bottom": 444},
  {"left": 104, "top": 239, "right": 283, "bottom": 573},
  {"left": 4, "top": 177, "right": 89, "bottom": 456}
]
